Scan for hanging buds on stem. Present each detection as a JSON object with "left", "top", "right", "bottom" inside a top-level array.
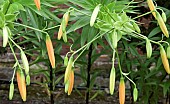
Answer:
[
  {"left": 160, "top": 45, "right": 170, "bottom": 74},
  {"left": 64, "top": 56, "right": 73, "bottom": 83},
  {"left": 146, "top": 39, "right": 152, "bottom": 58},
  {"left": 67, "top": 69, "right": 74, "bottom": 95},
  {"left": 16, "top": 69, "right": 26, "bottom": 101},
  {"left": 156, "top": 12, "right": 169, "bottom": 38},
  {"left": 133, "top": 87, "right": 138, "bottom": 102},
  {"left": 9, "top": 82, "right": 14, "bottom": 100},
  {"left": 119, "top": 77, "right": 125, "bottom": 104},
  {"left": 58, "top": 12, "right": 70, "bottom": 41},
  {"left": 21, "top": 50, "right": 29, "bottom": 75},
  {"left": 147, "top": 0, "right": 156, "bottom": 18},
  {"left": 46, "top": 35, "right": 55, "bottom": 68},
  {"left": 109, "top": 67, "right": 115, "bottom": 95}
]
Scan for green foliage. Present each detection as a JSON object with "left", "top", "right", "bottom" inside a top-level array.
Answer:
[{"left": 0, "top": 0, "right": 170, "bottom": 103}]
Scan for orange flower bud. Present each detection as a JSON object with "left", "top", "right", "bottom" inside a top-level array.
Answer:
[
  {"left": 156, "top": 12, "right": 169, "bottom": 38},
  {"left": 119, "top": 77, "right": 125, "bottom": 104},
  {"left": 64, "top": 12, "right": 70, "bottom": 26},
  {"left": 58, "top": 24, "right": 63, "bottom": 40},
  {"left": 64, "top": 56, "right": 73, "bottom": 83},
  {"left": 147, "top": 0, "right": 156, "bottom": 18},
  {"left": 58, "top": 12, "right": 70, "bottom": 40},
  {"left": 16, "top": 69, "right": 26, "bottom": 101},
  {"left": 34, "top": 0, "right": 41, "bottom": 10},
  {"left": 46, "top": 35, "right": 55, "bottom": 68},
  {"left": 68, "top": 69, "right": 74, "bottom": 95},
  {"left": 160, "top": 46, "right": 170, "bottom": 74}
]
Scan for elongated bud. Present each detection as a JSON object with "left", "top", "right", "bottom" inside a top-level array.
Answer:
[
  {"left": 162, "top": 12, "right": 167, "bottom": 23},
  {"left": 119, "top": 77, "right": 125, "bottom": 104},
  {"left": 64, "top": 12, "right": 70, "bottom": 26},
  {"left": 34, "top": 0, "right": 41, "bottom": 10},
  {"left": 62, "top": 12, "right": 70, "bottom": 32},
  {"left": 109, "top": 67, "right": 115, "bottom": 95},
  {"left": 46, "top": 35, "right": 55, "bottom": 68},
  {"left": 58, "top": 12, "right": 70, "bottom": 40},
  {"left": 112, "top": 30, "right": 117, "bottom": 49},
  {"left": 26, "top": 74, "right": 30, "bottom": 85},
  {"left": 146, "top": 39, "right": 152, "bottom": 58},
  {"left": 9, "top": 82, "right": 14, "bottom": 100},
  {"left": 90, "top": 4, "right": 100, "bottom": 27},
  {"left": 160, "top": 46, "right": 170, "bottom": 74},
  {"left": 147, "top": 0, "right": 156, "bottom": 18},
  {"left": 62, "top": 31, "right": 67, "bottom": 43},
  {"left": 58, "top": 24, "right": 63, "bottom": 40},
  {"left": 132, "top": 21, "right": 141, "bottom": 33},
  {"left": 2, "top": 26, "right": 8, "bottom": 47},
  {"left": 21, "top": 50, "right": 29, "bottom": 75},
  {"left": 133, "top": 87, "right": 138, "bottom": 102},
  {"left": 166, "top": 46, "right": 170, "bottom": 59},
  {"left": 156, "top": 12, "right": 169, "bottom": 38},
  {"left": 16, "top": 69, "right": 26, "bottom": 101},
  {"left": 124, "top": 22, "right": 135, "bottom": 31},
  {"left": 64, "top": 56, "right": 68, "bottom": 66},
  {"left": 64, "top": 56, "right": 73, "bottom": 83},
  {"left": 62, "top": 20, "right": 66, "bottom": 33},
  {"left": 65, "top": 80, "right": 69, "bottom": 93},
  {"left": 68, "top": 69, "right": 74, "bottom": 95}
]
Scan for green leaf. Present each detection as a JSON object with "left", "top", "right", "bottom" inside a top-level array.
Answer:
[
  {"left": 54, "top": 75, "right": 64, "bottom": 85},
  {"left": 160, "top": 82, "right": 170, "bottom": 96},
  {"left": 67, "top": 16, "right": 90, "bottom": 33},
  {"left": 7, "top": 2, "right": 25, "bottom": 14},
  {"left": 148, "top": 27, "right": 161, "bottom": 38},
  {"left": 43, "top": 8, "right": 60, "bottom": 22},
  {"left": 81, "top": 26, "right": 88, "bottom": 46},
  {"left": 26, "top": 8, "right": 42, "bottom": 40},
  {"left": 20, "top": 11, "right": 28, "bottom": 31},
  {"left": 5, "top": 14, "right": 16, "bottom": 22},
  {"left": 0, "top": 11, "right": 5, "bottom": 28},
  {"left": 27, "top": 5, "right": 51, "bottom": 19},
  {"left": 1, "top": 0, "right": 10, "bottom": 14}
]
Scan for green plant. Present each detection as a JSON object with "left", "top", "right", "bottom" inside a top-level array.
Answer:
[{"left": 0, "top": 0, "right": 170, "bottom": 103}]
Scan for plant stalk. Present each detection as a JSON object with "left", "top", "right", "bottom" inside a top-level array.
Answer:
[
  {"left": 86, "top": 45, "right": 93, "bottom": 104},
  {"left": 50, "top": 65, "right": 54, "bottom": 104}
]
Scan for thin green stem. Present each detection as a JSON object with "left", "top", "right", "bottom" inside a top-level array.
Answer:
[
  {"left": 9, "top": 37, "right": 22, "bottom": 51},
  {"left": 66, "top": 51, "right": 74, "bottom": 58},
  {"left": 112, "top": 49, "right": 116, "bottom": 68},
  {"left": 158, "top": 41, "right": 169, "bottom": 46},
  {"left": 11, "top": 68, "right": 16, "bottom": 82},
  {"left": 9, "top": 22, "right": 48, "bottom": 35},
  {"left": 123, "top": 74, "right": 136, "bottom": 87},
  {"left": 131, "top": 31, "right": 161, "bottom": 46},
  {"left": 103, "top": 7, "right": 115, "bottom": 21},
  {"left": 115, "top": 48, "right": 123, "bottom": 76},
  {"left": 115, "top": 48, "right": 136, "bottom": 87},
  {"left": 73, "top": 28, "right": 114, "bottom": 56},
  {"left": 73, "top": 45, "right": 88, "bottom": 64},
  {"left": 8, "top": 41, "right": 21, "bottom": 68},
  {"left": 132, "top": 11, "right": 153, "bottom": 20},
  {"left": 43, "top": 25, "right": 60, "bottom": 31}
]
